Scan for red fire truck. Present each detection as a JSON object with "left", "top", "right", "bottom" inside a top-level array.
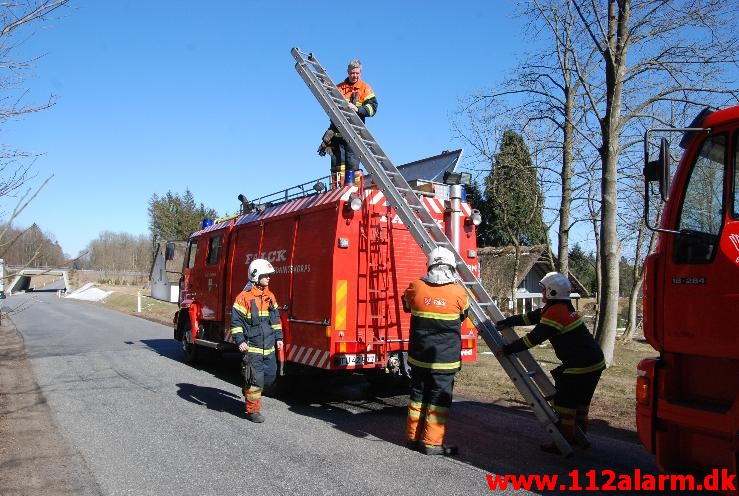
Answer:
[
  {"left": 639, "top": 105, "right": 738, "bottom": 490},
  {"left": 173, "top": 154, "right": 480, "bottom": 380}
]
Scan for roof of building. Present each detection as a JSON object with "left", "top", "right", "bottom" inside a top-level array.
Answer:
[{"left": 477, "top": 244, "right": 589, "bottom": 298}]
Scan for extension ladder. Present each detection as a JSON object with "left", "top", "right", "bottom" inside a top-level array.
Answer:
[{"left": 292, "top": 48, "right": 585, "bottom": 456}]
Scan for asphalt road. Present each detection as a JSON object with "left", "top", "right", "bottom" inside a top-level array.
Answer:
[{"left": 3, "top": 284, "right": 676, "bottom": 496}]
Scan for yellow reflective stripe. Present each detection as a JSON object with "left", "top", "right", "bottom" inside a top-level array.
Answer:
[
  {"left": 540, "top": 318, "right": 564, "bottom": 331},
  {"left": 230, "top": 327, "right": 244, "bottom": 335},
  {"left": 410, "top": 310, "right": 461, "bottom": 321},
  {"left": 522, "top": 313, "right": 531, "bottom": 325},
  {"left": 365, "top": 92, "right": 375, "bottom": 100},
  {"left": 407, "top": 356, "right": 460, "bottom": 370},
  {"left": 427, "top": 404, "right": 449, "bottom": 414},
  {"left": 407, "top": 409, "right": 423, "bottom": 419},
  {"left": 335, "top": 279, "right": 348, "bottom": 331},
  {"left": 563, "top": 360, "right": 606, "bottom": 374},
  {"left": 365, "top": 104, "right": 375, "bottom": 116},
  {"left": 561, "top": 318, "right": 584, "bottom": 334},
  {"left": 522, "top": 335, "right": 534, "bottom": 348},
  {"left": 425, "top": 414, "right": 448, "bottom": 424},
  {"left": 408, "top": 400, "right": 424, "bottom": 409},
  {"left": 271, "top": 324, "right": 282, "bottom": 330},
  {"left": 233, "top": 303, "right": 249, "bottom": 316},
  {"left": 555, "top": 405, "right": 576, "bottom": 414},
  {"left": 247, "top": 345, "right": 275, "bottom": 355},
  {"left": 245, "top": 387, "right": 262, "bottom": 398},
  {"left": 258, "top": 310, "right": 270, "bottom": 317}
]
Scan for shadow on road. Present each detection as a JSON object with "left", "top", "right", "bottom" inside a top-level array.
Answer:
[
  {"left": 138, "top": 338, "right": 695, "bottom": 495},
  {"left": 175, "top": 383, "right": 243, "bottom": 417}
]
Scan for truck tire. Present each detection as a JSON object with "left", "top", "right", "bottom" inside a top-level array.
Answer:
[{"left": 182, "top": 330, "right": 199, "bottom": 365}]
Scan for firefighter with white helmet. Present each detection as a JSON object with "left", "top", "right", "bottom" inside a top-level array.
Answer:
[
  {"left": 496, "top": 271, "right": 605, "bottom": 453},
  {"left": 230, "top": 258, "right": 283, "bottom": 422},
  {"left": 402, "top": 246, "right": 469, "bottom": 455}
]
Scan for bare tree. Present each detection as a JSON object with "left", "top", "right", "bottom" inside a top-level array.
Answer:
[
  {"left": 0, "top": 1, "right": 71, "bottom": 293},
  {"left": 569, "top": 0, "right": 738, "bottom": 365}
]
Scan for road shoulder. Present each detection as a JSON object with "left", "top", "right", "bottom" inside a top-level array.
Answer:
[{"left": 0, "top": 317, "right": 100, "bottom": 495}]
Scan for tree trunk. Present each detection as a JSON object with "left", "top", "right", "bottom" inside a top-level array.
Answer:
[
  {"left": 511, "top": 241, "right": 522, "bottom": 315},
  {"left": 622, "top": 220, "right": 645, "bottom": 341},
  {"left": 594, "top": 0, "right": 630, "bottom": 367},
  {"left": 557, "top": 87, "right": 574, "bottom": 276}
]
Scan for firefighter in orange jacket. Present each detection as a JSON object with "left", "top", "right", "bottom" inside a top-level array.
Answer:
[
  {"left": 496, "top": 272, "right": 605, "bottom": 453},
  {"left": 402, "top": 247, "right": 468, "bottom": 456},
  {"left": 230, "top": 258, "right": 283, "bottom": 423},
  {"left": 318, "top": 59, "right": 378, "bottom": 186}
]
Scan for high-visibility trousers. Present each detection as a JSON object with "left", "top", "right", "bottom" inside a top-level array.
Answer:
[
  {"left": 552, "top": 366, "right": 602, "bottom": 441},
  {"left": 243, "top": 351, "right": 277, "bottom": 414},
  {"left": 330, "top": 138, "right": 359, "bottom": 173},
  {"left": 406, "top": 368, "right": 455, "bottom": 447}
]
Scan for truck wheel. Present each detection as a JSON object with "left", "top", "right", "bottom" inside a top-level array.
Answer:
[{"left": 182, "top": 331, "right": 199, "bottom": 364}]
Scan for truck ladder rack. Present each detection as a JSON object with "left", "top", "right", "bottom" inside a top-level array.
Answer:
[{"left": 292, "top": 48, "right": 585, "bottom": 456}]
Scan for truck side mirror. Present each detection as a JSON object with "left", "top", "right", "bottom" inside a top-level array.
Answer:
[
  {"left": 165, "top": 242, "right": 176, "bottom": 261},
  {"left": 644, "top": 137, "right": 670, "bottom": 202}
]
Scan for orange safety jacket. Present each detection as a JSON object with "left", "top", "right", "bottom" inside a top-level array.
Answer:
[
  {"left": 230, "top": 283, "right": 283, "bottom": 354},
  {"left": 403, "top": 279, "right": 469, "bottom": 372},
  {"left": 337, "top": 79, "right": 377, "bottom": 119},
  {"left": 330, "top": 79, "right": 378, "bottom": 138}
]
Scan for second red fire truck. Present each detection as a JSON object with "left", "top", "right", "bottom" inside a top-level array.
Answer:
[{"left": 173, "top": 152, "right": 480, "bottom": 382}]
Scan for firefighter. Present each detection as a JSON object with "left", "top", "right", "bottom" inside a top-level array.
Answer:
[
  {"left": 317, "top": 59, "right": 378, "bottom": 187},
  {"left": 402, "top": 247, "right": 469, "bottom": 456},
  {"left": 495, "top": 272, "right": 605, "bottom": 453},
  {"left": 230, "top": 258, "right": 283, "bottom": 423}
]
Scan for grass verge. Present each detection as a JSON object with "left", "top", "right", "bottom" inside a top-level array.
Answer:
[{"left": 456, "top": 336, "right": 656, "bottom": 441}]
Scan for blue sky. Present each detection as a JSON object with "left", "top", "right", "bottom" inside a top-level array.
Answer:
[{"left": 7, "top": 0, "right": 533, "bottom": 256}]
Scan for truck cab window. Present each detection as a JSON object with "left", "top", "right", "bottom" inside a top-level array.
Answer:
[
  {"left": 675, "top": 135, "right": 726, "bottom": 263},
  {"left": 206, "top": 235, "right": 223, "bottom": 265},
  {"left": 186, "top": 241, "right": 197, "bottom": 269}
]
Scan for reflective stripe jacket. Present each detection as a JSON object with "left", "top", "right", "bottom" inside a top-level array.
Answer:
[
  {"left": 338, "top": 79, "right": 377, "bottom": 120},
  {"left": 502, "top": 301, "right": 605, "bottom": 374},
  {"left": 403, "top": 279, "right": 469, "bottom": 372},
  {"left": 330, "top": 78, "right": 378, "bottom": 137},
  {"left": 230, "top": 283, "right": 283, "bottom": 354}
]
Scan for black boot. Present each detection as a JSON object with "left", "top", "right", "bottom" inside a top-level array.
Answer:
[
  {"left": 420, "top": 444, "right": 458, "bottom": 456},
  {"left": 245, "top": 412, "right": 265, "bottom": 423}
]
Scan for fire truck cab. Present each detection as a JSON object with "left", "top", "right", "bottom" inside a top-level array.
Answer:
[
  {"left": 639, "top": 105, "right": 739, "bottom": 487},
  {"left": 174, "top": 151, "right": 480, "bottom": 380}
]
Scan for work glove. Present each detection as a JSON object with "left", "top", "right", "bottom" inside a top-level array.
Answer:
[
  {"left": 317, "top": 129, "right": 335, "bottom": 156},
  {"left": 496, "top": 317, "right": 513, "bottom": 329}
]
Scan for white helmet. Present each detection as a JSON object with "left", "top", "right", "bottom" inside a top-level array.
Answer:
[
  {"left": 427, "top": 247, "right": 456, "bottom": 270},
  {"left": 540, "top": 272, "right": 571, "bottom": 301},
  {"left": 248, "top": 258, "right": 275, "bottom": 283}
]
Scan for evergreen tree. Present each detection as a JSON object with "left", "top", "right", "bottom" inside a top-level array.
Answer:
[
  {"left": 148, "top": 189, "right": 218, "bottom": 243},
  {"left": 484, "top": 130, "right": 546, "bottom": 247},
  {"left": 569, "top": 243, "right": 597, "bottom": 295},
  {"left": 464, "top": 179, "right": 496, "bottom": 247}
]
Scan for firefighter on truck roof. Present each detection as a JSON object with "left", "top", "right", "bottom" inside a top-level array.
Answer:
[
  {"left": 317, "top": 59, "right": 378, "bottom": 187},
  {"left": 402, "top": 247, "right": 469, "bottom": 456},
  {"left": 495, "top": 272, "right": 605, "bottom": 454},
  {"left": 230, "top": 259, "right": 283, "bottom": 423}
]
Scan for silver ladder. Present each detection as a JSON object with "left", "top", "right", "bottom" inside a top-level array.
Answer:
[{"left": 292, "top": 48, "right": 584, "bottom": 456}]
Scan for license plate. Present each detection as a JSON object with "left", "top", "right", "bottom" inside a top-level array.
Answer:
[{"left": 335, "top": 354, "right": 376, "bottom": 366}]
